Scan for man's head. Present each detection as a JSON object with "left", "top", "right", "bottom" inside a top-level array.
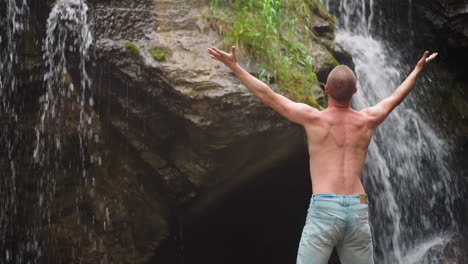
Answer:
[{"left": 325, "top": 65, "right": 357, "bottom": 104}]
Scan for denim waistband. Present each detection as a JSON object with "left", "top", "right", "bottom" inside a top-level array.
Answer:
[
  {"left": 311, "top": 194, "right": 368, "bottom": 204},
  {"left": 312, "top": 194, "right": 367, "bottom": 199}
]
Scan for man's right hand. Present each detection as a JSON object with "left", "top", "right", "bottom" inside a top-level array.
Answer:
[
  {"left": 415, "top": 51, "right": 438, "bottom": 71},
  {"left": 208, "top": 46, "right": 238, "bottom": 68}
]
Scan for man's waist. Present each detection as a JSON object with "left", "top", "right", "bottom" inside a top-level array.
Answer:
[{"left": 312, "top": 193, "right": 368, "bottom": 204}]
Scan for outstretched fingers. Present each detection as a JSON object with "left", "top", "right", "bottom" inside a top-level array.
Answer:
[
  {"left": 211, "top": 46, "right": 227, "bottom": 55},
  {"left": 208, "top": 47, "right": 220, "bottom": 56},
  {"left": 208, "top": 47, "right": 222, "bottom": 61},
  {"left": 417, "top": 51, "right": 438, "bottom": 69},
  {"left": 208, "top": 46, "right": 237, "bottom": 65},
  {"left": 426, "top": 52, "right": 438, "bottom": 63},
  {"left": 419, "top": 51, "right": 429, "bottom": 62}
]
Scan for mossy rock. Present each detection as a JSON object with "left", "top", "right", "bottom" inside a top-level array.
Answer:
[
  {"left": 149, "top": 46, "right": 172, "bottom": 61},
  {"left": 124, "top": 41, "right": 140, "bottom": 56},
  {"left": 307, "top": 41, "right": 339, "bottom": 83}
]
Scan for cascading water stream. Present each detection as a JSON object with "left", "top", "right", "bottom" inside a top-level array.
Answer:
[
  {"left": 32, "top": 0, "right": 95, "bottom": 260},
  {"left": 35, "top": 0, "right": 93, "bottom": 163},
  {"left": 326, "top": 1, "right": 462, "bottom": 263},
  {"left": 0, "top": 0, "right": 29, "bottom": 262}
]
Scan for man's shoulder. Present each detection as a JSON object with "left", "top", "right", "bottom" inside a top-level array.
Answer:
[
  {"left": 300, "top": 110, "right": 326, "bottom": 128},
  {"left": 359, "top": 106, "right": 386, "bottom": 127},
  {"left": 359, "top": 105, "right": 386, "bottom": 117}
]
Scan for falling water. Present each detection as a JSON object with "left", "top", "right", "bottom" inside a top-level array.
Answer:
[
  {"left": 32, "top": 0, "right": 94, "bottom": 260},
  {"left": 0, "top": 0, "right": 29, "bottom": 262},
  {"left": 34, "top": 0, "right": 93, "bottom": 162},
  {"left": 326, "top": 1, "right": 462, "bottom": 263}
]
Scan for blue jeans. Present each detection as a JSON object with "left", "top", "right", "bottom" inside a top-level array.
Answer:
[{"left": 296, "top": 194, "right": 374, "bottom": 264}]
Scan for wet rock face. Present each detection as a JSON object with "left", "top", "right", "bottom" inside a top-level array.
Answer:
[
  {"left": 376, "top": 0, "right": 468, "bottom": 49},
  {"left": 416, "top": 0, "right": 468, "bottom": 47}
]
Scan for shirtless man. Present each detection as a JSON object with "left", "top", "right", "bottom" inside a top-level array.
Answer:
[{"left": 208, "top": 46, "right": 437, "bottom": 264}]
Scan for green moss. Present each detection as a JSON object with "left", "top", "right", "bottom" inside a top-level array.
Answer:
[
  {"left": 124, "top": 41, "right": 140, "bottom": 55},
  {"left": 150, "top": 46, "right": 172, "bottom": 61},
  {"left": 206, "top": 0, "right": 334, "bottom": 108}
]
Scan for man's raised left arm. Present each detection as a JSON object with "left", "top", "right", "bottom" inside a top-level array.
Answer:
[{"left": 208, "top": 46, "right": 318, "bottom": 125}]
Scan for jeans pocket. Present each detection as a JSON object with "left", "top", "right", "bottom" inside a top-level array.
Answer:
[
  {"left": 355, "top": 215, "right": 372, "bottom": 243},
  {"left": 300, "top": 210, "right": 338, "bottom": 247},
  {"left": 300, "top": 218, "right": 337, "bottom": 248}
]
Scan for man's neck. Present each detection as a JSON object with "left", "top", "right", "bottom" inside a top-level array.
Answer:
[{"left": 327, "top": 97, "right": 352, "bottom": 109}]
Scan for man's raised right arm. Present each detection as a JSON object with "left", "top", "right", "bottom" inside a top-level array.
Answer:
[{"left": 362, "top": 51, "right": 438, "bottom": 128}]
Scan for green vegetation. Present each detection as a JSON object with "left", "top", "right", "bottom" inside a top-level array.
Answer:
[
  {"left": 150, "top": 46, "right": 172, "bottom": 61},
  {"left": 124, "top": 41, "right": 140, "bottom": 56},
  {"left": 206, "top": 0, "right": 335, "bottom": 107}
]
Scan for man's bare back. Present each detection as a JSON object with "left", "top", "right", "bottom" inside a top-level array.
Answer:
[{"left": 305, "top": 107, "right": 372, "bottom": 194}]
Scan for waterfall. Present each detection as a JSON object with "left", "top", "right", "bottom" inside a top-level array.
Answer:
[
  {"left": 32, "top": 0, "right": 94, "bottom": 261},
  {"left": 0, "top": 0, "right": 29, "bottom": 262},
  {"left": 326, "top": 1, "right": 462, "bottom": 263},
  {"left": 34, "top": 0, "right": 93, "bottom": 163}
]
